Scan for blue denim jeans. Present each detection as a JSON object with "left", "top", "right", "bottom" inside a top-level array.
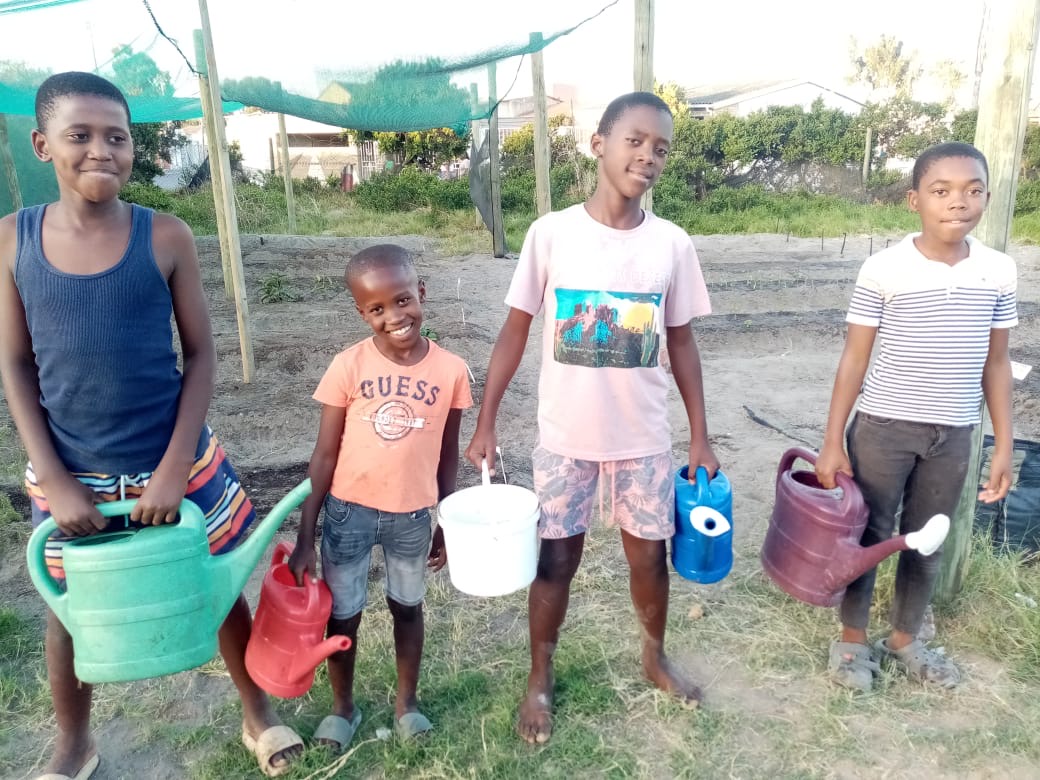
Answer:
[
  {"left": 839, "top": 412, "right": 973, "bottom": 634},
  {"left": 320, "top": 496, "right": 432, "bottom": 619}
]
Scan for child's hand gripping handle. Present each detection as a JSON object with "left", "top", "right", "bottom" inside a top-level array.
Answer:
[{"left": 27, "top": 499, "right": 204, "bottom": 605}]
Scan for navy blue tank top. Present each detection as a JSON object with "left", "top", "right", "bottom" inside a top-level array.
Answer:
[{"left": 15, "top": 204, "right": 183, "bottom": 474}]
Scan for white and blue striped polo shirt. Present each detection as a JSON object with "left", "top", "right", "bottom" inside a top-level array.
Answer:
[{"left": 847, "top": 233, "right": 1017, "bottom": 426}]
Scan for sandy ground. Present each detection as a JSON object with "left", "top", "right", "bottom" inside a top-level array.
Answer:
[{"left": 2, "top": 231, "right": 1039, "bottom": 778}]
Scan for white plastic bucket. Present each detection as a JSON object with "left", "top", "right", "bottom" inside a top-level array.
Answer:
[{"left": 437, "top": 459, "right": 539, "bottom": 597}]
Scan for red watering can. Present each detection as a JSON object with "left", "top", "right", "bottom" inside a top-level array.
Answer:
[
  {"left": 761, "top": 447, "right": 950, "bottom": 607},
  {"left": 245, "top": 541, "right": 351, "bottom": 698}
]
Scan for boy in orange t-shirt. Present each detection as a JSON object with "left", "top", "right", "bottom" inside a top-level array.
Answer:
[{"left": 289, "top": 244, "right": 472, "bottom": 753}]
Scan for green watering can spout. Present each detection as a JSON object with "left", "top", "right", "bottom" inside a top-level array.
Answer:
[
  {"left": 214, "top": 478, "right": 313, "bottom": 615},
  {"left": 25, "top": 479, "right": 312, "bottom": 684}
]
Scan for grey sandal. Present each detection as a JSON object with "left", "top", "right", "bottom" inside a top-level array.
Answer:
[
  {"left": 828, "top": 641, "right": 880, "bottom": 692},
  {"left": 875, "top": 638, "right": 960, "bottom": 688}
]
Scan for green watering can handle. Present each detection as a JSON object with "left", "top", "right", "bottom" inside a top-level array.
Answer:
[{"left": 26, "top": 499, "right": 207, "bottom": 605}]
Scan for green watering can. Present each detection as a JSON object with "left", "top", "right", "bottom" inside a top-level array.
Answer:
[{"left": 27, "top": 479, "right": 311, "bottom": 684}]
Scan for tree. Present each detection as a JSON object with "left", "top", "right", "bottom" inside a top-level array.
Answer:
[
  {"left": 500, "top": 114, "right": 574, "bottom": 173},
  {"left": 654, "top": 81, "right": 689, "bottom": 119},
  {"left": 336, "top": 58, "right": 473, "bottom": 170},
  {"left": 847, "top": 35, "right": 922, "bottom": 100},
  {"left": 929, "top": 59, "right": 966, "bottom": 107},
  {"left": 950, "top": 109, "right": 978, "bottom": 144},
  {"left": 852, "top": 97, "right": 946, "bottom": 163},
  {"left": 372, "top": 127, "right": 469, "bottom": 170},
  {"left": 0, "top": 59, "right": 51, "bottom": 90},
  {"left": 107, "top": 45, "right": 184, "bottom": 184}
]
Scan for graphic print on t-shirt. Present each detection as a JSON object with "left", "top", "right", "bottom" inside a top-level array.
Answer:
[
  {"left": 357, "top": 374, "right": 439, "bottom": 441},
  {"left": 552, "top": 288, "right": 661, "bottom": 368}
]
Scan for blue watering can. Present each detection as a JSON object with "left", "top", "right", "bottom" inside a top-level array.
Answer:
[{"left": 672, "top": 465, "right": 733, "bottom": 584}]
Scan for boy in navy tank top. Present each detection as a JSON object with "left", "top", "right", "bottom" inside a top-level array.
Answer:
[{"left": 0, "top": 73, "right": 302, "bottom": 778}]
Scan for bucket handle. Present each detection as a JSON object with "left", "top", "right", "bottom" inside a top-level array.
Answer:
[{"left": 482, "top": 446, "right": 508, "bottom": 486}]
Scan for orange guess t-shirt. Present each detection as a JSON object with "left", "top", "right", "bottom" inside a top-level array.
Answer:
[{"left": 314, "top": 338, "right": 473, "bottom": 512}]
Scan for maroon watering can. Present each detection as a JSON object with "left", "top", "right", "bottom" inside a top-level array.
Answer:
[
  {"left": 245, "top": 541, "right": 351, "bottom": 698},
  {"left": 760, "top": 447, "right": 950, "bottom": 607}
]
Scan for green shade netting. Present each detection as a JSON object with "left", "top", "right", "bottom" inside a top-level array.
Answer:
[{"left": 0, "top": 0, "right": 617, "bottom": 213}]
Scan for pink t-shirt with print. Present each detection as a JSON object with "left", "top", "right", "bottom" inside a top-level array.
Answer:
[
  {"left": 314, "top": 338, "right": 473, "bottom": 512},
  {"left": 505, "top": 204, "right": 710, "bottom": 461}
]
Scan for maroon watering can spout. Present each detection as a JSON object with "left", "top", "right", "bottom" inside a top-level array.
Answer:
[{"left": 761, "top": 447, "right": 951, "bottom": 608}]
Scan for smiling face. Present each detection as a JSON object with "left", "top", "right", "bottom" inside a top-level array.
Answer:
[
  {"left": 908, "top": 155, "right": 990, "bottom": 247},
  {"left": 31, "top": 94, "right": 134, "bottom": 204},
  {"left": 350, "top": 264, "right": 427, "bottom": 357},
  {"left": 590, "top": 104, "right": 673, "bottom": 202}
]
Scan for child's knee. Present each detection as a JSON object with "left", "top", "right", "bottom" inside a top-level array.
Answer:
[
  {"left": 536, "top": 540, "right": 583, "bottom": 583},
  {"left": 387, "top": 598, "right": 423, "bottom": 623}
]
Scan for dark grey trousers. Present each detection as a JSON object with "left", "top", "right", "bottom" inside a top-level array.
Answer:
[{"left": 839, "top": 412, "right": 973, "bottom": 634}]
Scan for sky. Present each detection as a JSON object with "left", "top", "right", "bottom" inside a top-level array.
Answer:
[{"left": 0, "top": 0, "right": 1033, "bottom": 110}]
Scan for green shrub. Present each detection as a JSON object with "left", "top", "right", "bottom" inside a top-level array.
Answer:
[
  {"left": 121, "top": 182, "right": 174, "bottom": 211},
  {"left": 703, "top": 185, "right": 770, "bottom": 213},
  {"left": 1015, "top": 179, "right": 1040, "bottom": 215},
  {"left": 500, "top": 169, "right": 535, "bottom": 213},
  {"left": 429, "top": 177, "right": 471, "bottom": 210},
  {"left": 354, "top": 168, "right": 438, "bottom": 212}
]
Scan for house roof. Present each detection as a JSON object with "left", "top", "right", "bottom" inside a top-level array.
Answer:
[{"left": 684, "top": 80, "right": 864, "bottom": 109}]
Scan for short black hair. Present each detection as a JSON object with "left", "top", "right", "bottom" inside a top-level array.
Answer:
[
  {"left": 912, "top": 142, "right": 989, "bottom": 189},
  {"left": 596, "top": 92, "right": 672, "bottom": 135},
  {"left": 344, "top": 243, "right": 415, "bottom": 292},
  {"left": 35, "top": 71, "right": 132, "bottom": 131}
]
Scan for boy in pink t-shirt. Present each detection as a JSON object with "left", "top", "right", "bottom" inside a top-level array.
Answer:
[
  {"left": 467, "top": 92, "right": 718, "bottom": 744},
  {"left": 289, "top": 244, "right": 472, "bottom": 753}
]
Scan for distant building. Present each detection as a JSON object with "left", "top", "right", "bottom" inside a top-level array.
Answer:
[{"left": 683, "top": 80, "right": 864, "bottom": 119}]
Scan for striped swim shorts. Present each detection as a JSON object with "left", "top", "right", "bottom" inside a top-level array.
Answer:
[{"left": 26, "top": 425, "right": 256, "bottom": 581}]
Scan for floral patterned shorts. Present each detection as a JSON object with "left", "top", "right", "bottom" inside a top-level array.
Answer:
[{"left": 531, "top": 445, "right": 675, "bottom": 541}]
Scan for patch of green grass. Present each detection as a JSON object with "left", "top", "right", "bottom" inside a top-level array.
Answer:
[
  {"left": 0, "top": 608, "right": 48, "bottom": 777},
  {"left": 0, "top": 418, "right": 25, "bottom": 485}
]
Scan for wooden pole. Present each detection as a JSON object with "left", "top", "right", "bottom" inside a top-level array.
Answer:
[
  {"left": 0, "top": 115, "right": 23, "bottom": 212},
  {"left": 936, "top": 0, "right": 1039, "bottom": 602},
  {"left": 861, "top": 127, "right": 873, "bottom": 185},
  {"left": 530, "top": 32, "right": 552, "bottom": 217},
  {"left": 634, "top": 0, "right": 654, "bottom": 213},
  {"left": 470, "top": 82, "right": 482, "bottom": 228},
  {"left": 277, "top": 113, "right": 297, "bottom": 234},
  {"left": 194, "top": 29, "right": 233, "bottom": 301},
  {"left": 197, "top": 0, "right": 255, "bottom": 383},
  {"left": 487, "top": 62, "right": 507, "bottom": 257}
]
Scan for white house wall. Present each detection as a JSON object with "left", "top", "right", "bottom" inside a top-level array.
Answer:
[{"left": 721, "top": 84, "right": 862, "bottom": 117}]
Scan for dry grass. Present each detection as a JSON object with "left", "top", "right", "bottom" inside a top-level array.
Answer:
[{"left": 3, "top": 520, "right": 1040, "bottom": 778}]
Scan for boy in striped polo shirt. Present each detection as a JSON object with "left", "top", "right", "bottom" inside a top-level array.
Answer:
[{"left": 815, "top": 142, "right": 1016, "bottom": 692}]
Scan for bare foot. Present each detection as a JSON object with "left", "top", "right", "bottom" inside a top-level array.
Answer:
[
  {"left": 643, "top": 650, "right": 702, "bottom": 707},
  {"left": 41, "top": 733, "right": 97, "bottom": 778},
  {"left": 517, "top": 666, "right": 554, "bottom": 744}
]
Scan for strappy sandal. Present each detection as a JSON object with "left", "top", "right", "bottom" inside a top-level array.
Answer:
[
  {"left": 875, "top": 638, "right": 960, "bottom": 688},
  {"left": 828, "top": 640, "right": 880, "bottom": 692}
]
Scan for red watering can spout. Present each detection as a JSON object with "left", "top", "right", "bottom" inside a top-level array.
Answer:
[{"left": 294, "top": 635, "right": 352, "bottom": 680}]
